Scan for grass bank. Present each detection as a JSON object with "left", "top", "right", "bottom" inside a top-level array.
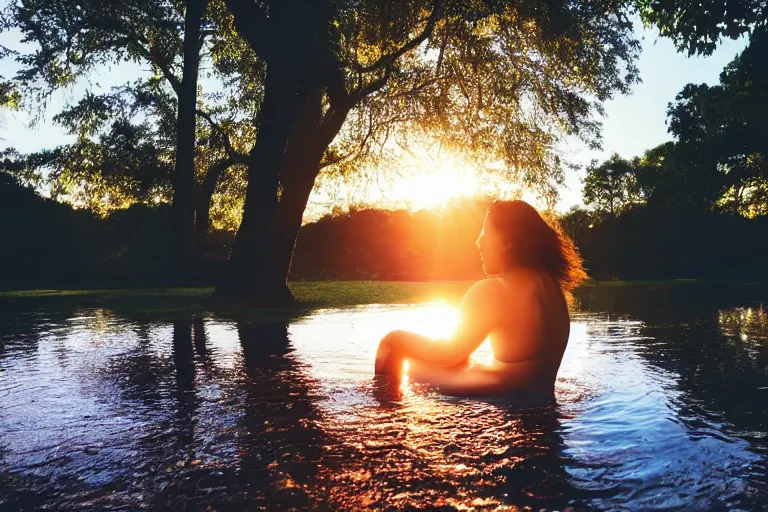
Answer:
[
  {"left": 0, "top": 281, "right": 476, "bottom": 316},
  {"left": 1, "top": 279, "right": 761, "bottom": 315}
]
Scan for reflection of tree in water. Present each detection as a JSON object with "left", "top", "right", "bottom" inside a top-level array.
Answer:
[
  {"left": 5, "top": 289, "right": 766, "bottom": 510},
  {"left": 157, "top": 319, "right": 331, "bottom": 511},
  {"left": 640, "top": 307, "right": 768, "bottom": 432},
  {"left": 0, "top": 313, "right": 220, "bottom": 510},
  {"left": 170, "top": 319, "right": 197, "bottom": 450}
]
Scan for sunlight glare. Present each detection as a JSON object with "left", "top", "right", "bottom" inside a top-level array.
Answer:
[
  {"left": 392, "top": 163, "right": 480, "bottom": 211},
  {"left": 399, "top": 300, "right": 494, "bottom": 370},
  {"left": 304, "top": 143, "right": 543, "bottom": 222},
  {"left": 401, "top": 300, "right": 460, "bottom": 339}
]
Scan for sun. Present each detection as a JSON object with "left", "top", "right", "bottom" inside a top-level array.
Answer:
[
  {"left": 304, "top": 143, "right": 538, "bottom": 222},
  {"left": 388, "top": 156, "right": 482, "bottom": 211}
]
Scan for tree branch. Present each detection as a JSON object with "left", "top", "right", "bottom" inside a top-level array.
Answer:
[
  {"left": 196, "top": 108, "right": 248, "bottom": 162},
  {"left": 318, "top": 108, "right": 375, "bottom": 169},
  {"left": 200, "top": 155, "right": 236, "bottom": 194},
  {"left": 351, "top": 64, "right": 393, "bottom": 103},
  {"left": 199, "top": 28, "right": 216, "bottom": 54},
  {"left": 154, "top": 57, "right": 182, "bottom": 94},
  {"left": 353, "top": 0, "right": 442, "bottom": 74},
  {"left": 126, "top": 35, "right": 182, "bottom": 94}
]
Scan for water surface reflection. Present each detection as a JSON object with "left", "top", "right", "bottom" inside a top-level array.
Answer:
[{"left": 1, "top": 287, "right": 767, "bottom": 510}]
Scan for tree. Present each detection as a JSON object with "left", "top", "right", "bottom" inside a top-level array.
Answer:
[
  {"left": 6, "top": 0, "right": 219, "bottom": 278},
  {"left": 212, "top": 0, "right": 641, "bottom": 305},
  {"left": 638, "top": 0, "right": 767, "bottom": 55},
  {"left": 2, "top": 82, "right": 255, "bottom": 233},
  {"left": 666, "top": 26, "right": 768, "bottom": 215},
  {"left": 583, "top": 154, "right": 643, "bottom": 217},
  {"left": 629, "top": 141, "right": 723, "bottom": 210},
  {"left": 558, "top": 206, "right": 594, "bottom": 239}
]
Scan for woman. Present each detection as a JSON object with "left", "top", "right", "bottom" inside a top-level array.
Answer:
[{"left": 374, "top": 200, "right": 587, "bottom": 397}]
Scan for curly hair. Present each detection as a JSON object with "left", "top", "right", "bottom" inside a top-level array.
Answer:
[{"left": 487, "top": 200, "right": 587, "bottom": 293}]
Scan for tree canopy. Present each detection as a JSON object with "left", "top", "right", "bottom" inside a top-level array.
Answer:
[
  {"left": 638, "top": 0, "right": 767, "bottom": 55},
  {"left": 582, "top": 24, "right": 768, "bottom": 218},
  {"left": 583, "top": 154, "right": 642, "bottom": 217}
]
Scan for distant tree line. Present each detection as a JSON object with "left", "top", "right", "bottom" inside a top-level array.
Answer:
[
  {"left": 580, "top": 26, "right": 768, "bottom": 220},
  {"left": 562, "top": 25, "right": 768, "bottom": 281},
  {"left": 3, "top": 170, "right": 767, "bottom": 291}
]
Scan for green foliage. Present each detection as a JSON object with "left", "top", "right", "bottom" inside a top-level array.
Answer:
[
  {"left": 0, "top": 171, "right": 104, "bottom": 288},
  {"left": 3, "top": 171, "right": 767, "bottom": 291},
  {"left": 9, "top": 0, "right": 188, "bottom": 102},
  {"left": 0, "top": 79, "right": 21, "bottom": 110},
  {"left": 3, "top": 0, "right": 643, "bottom": 234},
  {"left": 583, "top": 153, "right": 643, "bottom": 217},
  {"left": 0, "top": 172, "right": 230, "bottom": 289},
  {"left": 3, "top": 0, "right": 255, "bottom": 229},
  {"left": 582, "top": 27, "right": 768, "bottom": 218},
  {"left": 317, "top": 0, "right": 642, "bottom": 200},
  {"left": 666, "top": 26, "right": 768, "bottom": 216},
  {"left": 292, "top": 196, "right": 489, "bottom": 280},
  {"left": 638, "top": 0, "right": 766, "bottom": 56},
  {"left": 573, "top": 205, "right": 768, "bottom": 281}
]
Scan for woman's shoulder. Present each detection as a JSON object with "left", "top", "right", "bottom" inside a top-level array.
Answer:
[
  {"left": 467, "top": 271, "right": 548, "bottom": 301},
  {"left": 467, "top": 277, "right": 503, "bottom": 294},
  {"left": 465, "top": 277, "right": 516, "bottom": 306}
]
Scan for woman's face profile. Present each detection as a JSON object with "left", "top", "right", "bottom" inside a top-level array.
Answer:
[{"left": 476, "top": 214, "right": 507, "bottom": 276}]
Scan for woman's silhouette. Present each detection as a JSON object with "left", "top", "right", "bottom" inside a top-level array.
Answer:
[{"left": 375, "top": 200, "right": 586, "bottom": 397}]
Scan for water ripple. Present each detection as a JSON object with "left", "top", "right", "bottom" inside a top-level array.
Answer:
[{"left": 0, "top": 299, "right": 767, "bottom": 510}]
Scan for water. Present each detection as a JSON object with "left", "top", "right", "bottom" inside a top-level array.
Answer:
[{"left": 1, "top": 285, "right": 768, "bottom": 511}]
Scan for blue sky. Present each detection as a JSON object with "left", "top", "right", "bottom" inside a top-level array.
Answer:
[
  {"left": 0, "top": 23, "right": 748, "bottom": 212},
  {"left": 557, "top": 25, "right": 747, "bottom": 210}
]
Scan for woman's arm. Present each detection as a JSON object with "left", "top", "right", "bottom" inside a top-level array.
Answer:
[{"left": 375, "top": 280, "right": 495, "bottom": 375}]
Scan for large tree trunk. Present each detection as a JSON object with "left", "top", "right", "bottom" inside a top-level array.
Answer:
[
  {"left": 212, "top": 84, "right": 351, "bottom": 306},
  {"left": 213, "top": 0, "right": 348, "bottom": 306},
  {"left": 211, "top": 59, "right": 303, "bottom": 306},
  {"left": 170, "top": 0, "right": 207, "bottom": 283},
  {"left": 270, "top": 96, "right": 352, "bottom": 285}
]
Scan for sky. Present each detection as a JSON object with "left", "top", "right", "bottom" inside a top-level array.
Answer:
[
  {"left": 0, "top": 22, "right": 748, "bottom": 214},
  {"left": 556, "top": 25, "right": 747, "bottom": 210}
]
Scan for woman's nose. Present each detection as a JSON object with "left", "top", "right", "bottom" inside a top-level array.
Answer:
[{"left": 476, "top": 235, "right": 483, "bottom": 249}]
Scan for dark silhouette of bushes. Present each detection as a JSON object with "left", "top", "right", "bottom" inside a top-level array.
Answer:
[
  {"left": 564, "top": 206, "right": 768, "bottom": 282},
  {"left": 2, "top": 172, "right": 766, "bottom": 290}
]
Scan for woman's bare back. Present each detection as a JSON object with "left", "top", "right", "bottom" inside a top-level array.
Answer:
[
  {"left": 376, "top": 270, "right": 572, "bottom": 397},
  {"left": 482, "top": 270, "right": 571, "bottom": 389}
]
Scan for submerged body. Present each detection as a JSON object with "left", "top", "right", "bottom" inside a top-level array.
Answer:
[{"left": 374, "top": 200, "right": 585, "bottom": 397}]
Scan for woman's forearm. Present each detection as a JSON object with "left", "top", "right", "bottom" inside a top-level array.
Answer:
[{"left": 384, "top": 330, "right": 462, "bottom": 367}]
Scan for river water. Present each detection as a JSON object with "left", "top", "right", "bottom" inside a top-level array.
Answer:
[{"left": 1, "top": 285, "right": 767, "bottom": 511}]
